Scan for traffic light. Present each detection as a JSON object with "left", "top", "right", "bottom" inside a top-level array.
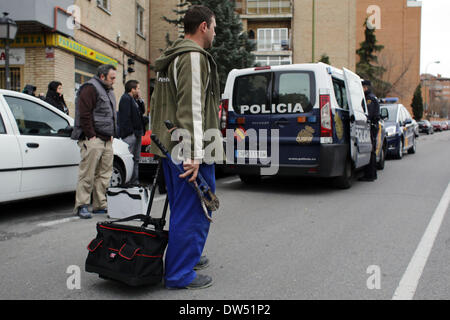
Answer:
[{"left": 127, "top": 58, "right": 135, "bottom": 74}]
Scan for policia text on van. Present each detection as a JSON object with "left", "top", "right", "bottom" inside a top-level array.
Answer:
[{"left": 220, "top": 63, "right": 387, "bottom": 189}]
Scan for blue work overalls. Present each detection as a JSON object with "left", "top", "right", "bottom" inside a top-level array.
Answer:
[{"left": 162, "top": 158, "right": 215, "bottom": 288}]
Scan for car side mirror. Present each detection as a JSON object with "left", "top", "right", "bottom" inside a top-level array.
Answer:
[
  {"left": 404, "top": 119, "right": 412, "bottom": 125},
  {"left": 380, "top": 108, "right": 389, "bottom": 120},
  {"left": 57, "top": 125, "right": 73, "bottom": 137}
]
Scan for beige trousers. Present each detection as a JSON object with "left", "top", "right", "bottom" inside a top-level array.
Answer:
[{"left": 74, "top": 138, "right": 113, "bottom": 211}]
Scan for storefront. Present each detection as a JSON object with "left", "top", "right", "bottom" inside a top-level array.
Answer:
[{"left": 1, "top": 33, "right": 119, "bottom": 113}]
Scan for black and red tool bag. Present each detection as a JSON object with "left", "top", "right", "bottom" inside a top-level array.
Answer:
[{"left": 85, "top": 159, "right": 169, "bottom": 286}]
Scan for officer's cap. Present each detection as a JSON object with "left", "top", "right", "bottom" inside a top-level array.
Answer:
[{"left": 362, "top": 79, "right": 372, "bottom": 87}]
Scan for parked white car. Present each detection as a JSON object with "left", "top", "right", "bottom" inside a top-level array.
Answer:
[{"left": 0, "top": 89, "right": 133, "bottom": 204}]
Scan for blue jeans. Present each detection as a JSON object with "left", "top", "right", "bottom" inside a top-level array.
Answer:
[{"left": 162, "top": 158, "right": 215, "bottom": 288}]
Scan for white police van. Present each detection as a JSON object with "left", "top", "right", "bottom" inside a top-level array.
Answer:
[{"left": 220, "top": 63, "right": 383, "bottom": 188}]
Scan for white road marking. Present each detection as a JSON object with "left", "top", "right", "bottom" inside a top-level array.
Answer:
[
  {"left": 36, "top": 196, "right": 167, "bottom": 227},
  {"left": 222, "top": 178, "right": 241, "bottom": 185},
  {"left": 392, "top": 182, "right": 450, "bottom": 300},
  {"left": 37, "top": 217, "right": 79, "bottom": 227}
]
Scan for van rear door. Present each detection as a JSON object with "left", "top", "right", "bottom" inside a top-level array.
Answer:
[
  {"left": 342, "top": 68, "right": 371, "bottom": 168},
  {"left": 229, "top": 71, "right": 273, "bottom": 165},
  {"left": 270, "top": 70, "right": 318, "bottom": 166}
]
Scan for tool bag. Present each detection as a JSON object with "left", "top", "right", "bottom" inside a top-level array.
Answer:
[{"left": 85, "top": 159, "right": 169, "bottom": 287}]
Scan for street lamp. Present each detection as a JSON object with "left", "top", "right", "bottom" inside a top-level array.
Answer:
[
  {"left": 0, "top": 12, "right": 18, "bottom": 90},
  {"left": 424, "top": 60, "right": 440, "bottom": 117}
]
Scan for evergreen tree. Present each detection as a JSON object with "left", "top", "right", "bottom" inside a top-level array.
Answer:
[
  {"left": 411, "top": 84, "right": 424, "bottom": 120},
  {"left": 163, "top": 0, "right": 255, "bottom": 92},
  {"left": 318, "top": 54, "right": 330, "bottom": 65},
  {"left": 356, "top": 20, "right": 391, "bottom": 97}
]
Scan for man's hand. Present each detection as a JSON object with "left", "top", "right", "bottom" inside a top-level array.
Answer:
[{"left": 179, "top": 158, "right": 200, "bottom": 182}]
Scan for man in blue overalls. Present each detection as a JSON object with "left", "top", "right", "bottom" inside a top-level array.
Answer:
[{"left": 149, "top": 5, "right": 222, "bottom": 289}]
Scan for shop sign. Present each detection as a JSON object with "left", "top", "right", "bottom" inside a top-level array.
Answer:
[
  {"left": 0, "top": 48, "right": 25, "bottom": 65},
  {"left": 55, "top": 35, "right": 118, "bottom": 67}
]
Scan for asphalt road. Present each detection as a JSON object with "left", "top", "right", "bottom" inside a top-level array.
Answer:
[{"left": 0, "top": 131, "right": 449, "bottom": 300}]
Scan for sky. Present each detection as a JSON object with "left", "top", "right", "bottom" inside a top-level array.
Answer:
[{"left": 420, "top": 0, "right": 450, "bottom": 77}]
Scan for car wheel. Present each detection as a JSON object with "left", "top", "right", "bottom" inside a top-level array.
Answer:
[
  {"left": 110, "top": 160, "right": 125, "bottom": 187},
  {"left": 408, "top": 136, "right": 416, "bottom": 154},
  {"left": 239, "top": 174, "right": 261, "bottom": 185},
  {"left": 377, "top": 143, "right": 386, "bottom": 170},
  {"left": 334, "top": 157, "right": 353, "bottom": 189},
  {"left": 395, "top": 138, "right": 403, "bottom": 160}
]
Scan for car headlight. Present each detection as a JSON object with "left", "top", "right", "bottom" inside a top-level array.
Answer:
[{"left": 386, "top": 126, "right": 397, "bottom": 136}]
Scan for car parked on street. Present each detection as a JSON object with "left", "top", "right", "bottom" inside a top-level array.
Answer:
[
  {"left": 380, "top": 103, "right": 416, "bottom": 159},
  {"left": 440, "top": 121, "right": 448, "bottom": 130},
  {"left": 221, "top": 63, "right": 387, "bottom": 189},
  {"left": 418, "top": 120, "right": 434, "bottom": 134},
  {"left": 0, "top": 89, "right": 134, "bottom": 204},
  {"left": 431, "top": 121, "right": 442, "bottom": 132}
]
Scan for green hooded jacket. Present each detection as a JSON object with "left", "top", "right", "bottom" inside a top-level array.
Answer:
[{"left": 150, "top": 38, "right": 223, "bottom": 164}]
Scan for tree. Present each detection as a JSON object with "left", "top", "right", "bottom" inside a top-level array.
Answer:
[
  {"left": 318, "top": 54, "right": 330, "bottom": 65},
  {"left": 163, "top": 0, "right": 256, "bottom": 92},
  {"left": 411, "top": 84, "right": 424, "bottom": 120},
  {"left": 356, "top": 20, "right": 391, "bottom": 98}
]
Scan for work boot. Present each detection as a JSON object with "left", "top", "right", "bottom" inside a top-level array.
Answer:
[
  {"left": 77, "top": 205, "right": 92, "bottom": 219},
  {"left": 92, "top": 208, "right": 108, "bottom": 214},
  {"left": 166, "top": 274, "right": 213, "bottom": 290},
  {"left": 194, "top": 256, "right": 210, "bottom": 270}
]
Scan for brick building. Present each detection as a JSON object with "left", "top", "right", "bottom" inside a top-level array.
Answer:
[
  {"left": 356, "top": 0, "right": 422, "bottom": 115},
  {"left": 235, "top": 0, "right": 421, "bottom": 115},
  {"left": 236, "top": 0, "right": 357, "bottom": 69},
  {"left": 421, "top": 74, "right": 450, "bottom": 119},
  {"left": 0, "top": 0, "right": 150, "bottom": 115}
]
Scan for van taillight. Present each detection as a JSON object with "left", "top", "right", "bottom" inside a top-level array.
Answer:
[
  {"left": 320, "top": 93, "right": 332, "bottom": 143},
  {"left": 220, "top": 99, "right": 229, "bottom": 137}
]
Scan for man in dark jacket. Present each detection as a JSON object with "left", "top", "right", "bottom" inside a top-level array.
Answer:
[
  {"left": 360, "top": 79, "right": 380, "bottom": 181},
  {"left": 71, "top": 64, "right": 117, "bottom": 218},
  {"left": 118, "top": 80, "right": 145, "bottom": 185}
]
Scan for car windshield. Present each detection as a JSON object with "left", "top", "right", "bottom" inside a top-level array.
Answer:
[{"left": 381, "top": 104, "right": 398, "bottom": 122}]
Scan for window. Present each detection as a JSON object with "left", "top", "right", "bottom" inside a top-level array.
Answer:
[
  {"left": 0, "top": 114, "right": 5, "bottom": 134},
  {"left": 0, "top": 67, "right": 21, "bottom": 91},
  {"left": 276, "top": 72, "right": 315, "bottom": 113},
  {"left": 4, "top": 96, "right": 69, "bottom": 136},
  {"left": 257, "top": 28, "right": 288, "bottom": 51},
  {"left": 247, "top": 0, "right": 292, "bottom": 14},
  {"left": 255, "top": 55, "right": 291, "bottom": 67},
  {"left": 233, "top": 73, "right": 271, "bottom": 114},
  {"left": 137, "top": 5, "right": 145, "bottom": 37},
  {"left": 97, "top": 0, "right": 111, "bottom": 13},
  {"left": 332, "top": 78, "right": 348, "bottom": 110}
]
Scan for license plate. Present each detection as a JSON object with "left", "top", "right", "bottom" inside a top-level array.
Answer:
[
  {"left": 235, "top": 150, "right": 267, "bottom": 159},
  {"left": 139, "top": 157, "right": 157, "bottom": 164}
]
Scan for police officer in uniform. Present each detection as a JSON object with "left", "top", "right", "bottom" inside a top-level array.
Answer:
[{"left": 359, "top": 79, "right": 380, "bottom": 182}]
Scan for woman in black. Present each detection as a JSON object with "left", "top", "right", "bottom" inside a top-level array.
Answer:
[{"left": 45, "top": 81, "right": 69, "bottom": 115}]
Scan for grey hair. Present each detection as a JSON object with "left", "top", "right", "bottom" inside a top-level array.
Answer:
[{"left": 96, "top": 64, "right": 116, "bottom": 78}]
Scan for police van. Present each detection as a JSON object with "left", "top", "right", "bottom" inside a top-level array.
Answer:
[{"left": 220, "top": 63, "right": 386, "bottom": 188}]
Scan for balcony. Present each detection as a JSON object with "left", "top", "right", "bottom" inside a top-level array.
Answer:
[
  {"left": 252, "top": 39, "right": 291, "bottom": 52},
  {"left": 236, "top": 0, "right": 293, "bottom": 20}
]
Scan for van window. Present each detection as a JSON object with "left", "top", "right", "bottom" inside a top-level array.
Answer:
[
  {"left": 275, "top": 72, "right": 314, "bottom": 113},
  {"left": 332, "top": 77, "right": 348, "bottom": 110},
  {"left": 233, "top": 72, "right": 271, "bottom": 114}
]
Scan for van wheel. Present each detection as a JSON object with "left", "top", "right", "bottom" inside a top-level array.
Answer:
[
  {"left": 334, "top": 158, "right": 353, "bottom": 189},
  {"left": 239, "top": 174, "right": 261, "bottom": 185}
]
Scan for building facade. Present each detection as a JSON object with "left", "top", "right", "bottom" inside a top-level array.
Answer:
[
  {"left": 356, "top": 0, "right": 422, "bottom": 115},
  {"left": 421, "top": 74, "right": 450, "bottom": 119},
  {"left": 236, "top": 0, "right": 357, "bottom": 70},
  {"left": 0, "top": 0, "right": 150, "bottom": 115}
]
